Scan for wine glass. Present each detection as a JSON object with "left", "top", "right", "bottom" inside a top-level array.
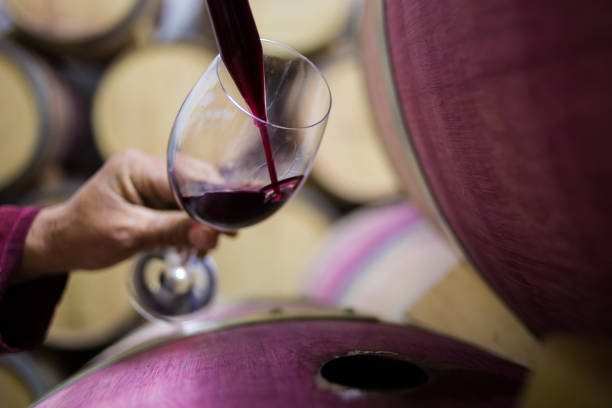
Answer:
[{"left": 129, "top": 39, "right": 331, "bottom": 323}]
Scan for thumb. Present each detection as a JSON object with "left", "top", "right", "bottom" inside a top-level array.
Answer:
[{"left": 131, "top": 207, "right": 219, "bottom": 252}]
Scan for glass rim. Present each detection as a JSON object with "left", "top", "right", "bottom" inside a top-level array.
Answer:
[{"left": 215, "top": 38, "right": 332, "bottom": 131}]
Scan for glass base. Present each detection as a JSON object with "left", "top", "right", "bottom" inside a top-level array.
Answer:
[{"left": 129, "top": 249, "right": 217, "bottom": 323}]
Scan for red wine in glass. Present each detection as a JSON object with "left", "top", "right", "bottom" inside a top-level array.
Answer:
[
  {"left": 206, "top": 0, "right": 279, "bottom": 191},
  {"left": 181, "top": 176, "right": 302, "bottom": 230}
]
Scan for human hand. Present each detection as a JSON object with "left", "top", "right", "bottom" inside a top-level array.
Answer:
[{"left": 18, "top": 150, "right": 220, "bottom": 283}]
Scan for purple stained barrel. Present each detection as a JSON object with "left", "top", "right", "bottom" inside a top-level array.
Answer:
[
  {"left": 36, "top": 301, "right": 525, "bottom": 407},
  {"left": 362, "top": 0, "right": 612, "bottom": 338}
]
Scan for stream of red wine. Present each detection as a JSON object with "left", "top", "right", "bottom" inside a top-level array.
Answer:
[{"left": 206, "top": 0, "right": 279, "bottom": 190}]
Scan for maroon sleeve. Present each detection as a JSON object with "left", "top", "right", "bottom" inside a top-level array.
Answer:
[{"left": 0, "top": 206, "right": 67, "bottom": 353}]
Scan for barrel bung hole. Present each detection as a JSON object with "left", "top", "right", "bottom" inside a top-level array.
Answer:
[{"left": 320, "top": 353, "right": 428, "bottom": 390}]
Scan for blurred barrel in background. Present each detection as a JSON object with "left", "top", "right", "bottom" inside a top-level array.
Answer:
[
  {"left": 0, "top": 353, "right": 60, "bottom": 408},
  {"left": 19, "top": 182, "right": 139, "bottom": 350},
  {"left": 305, "top": 202, "right": 457, "bottom": 320},
  {"left": 46, "top": 259, "right": 138, "bottom": 349},
  {"left": 312, "top": 55, "right": 400, "bottom": 204},
  {"left": 406, "top": 260, "right": 541, "bottom": 368},
  {"left": 155, "top": 0, "right": 213, "bottom": 45},
  {"left": 0, "top": 41, "right": 77, "bottom": 201},
  {"left": 92, "top": 43, "right": 214, "bottom": 158},
  {"left": 249, "top": 0, "right": 355, "bottom": 55},
  {"left": 304, "top": 202, "right": 540, "bottom": 368},
  {"left": 213, "top": 188, "right": 334, "bottom": 303},
  {"left": 3, "top": 0, "right": 160, "bottom": 58},
  {"left": 518, "top": 336, "right": 612, "bottom": 408}
]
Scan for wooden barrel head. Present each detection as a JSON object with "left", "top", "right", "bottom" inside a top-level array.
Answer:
[
  {"left": 93, "top": 43, "right": 214, "bottom": 159},
  {"left": 364, "top": 0, "right": 612, "bottom": 338},
  {"left": 4, "top": 0, "right": 139, "bottom": 41},
  {"left": 0, "top": 52, "right": 39, "bottom": 193},
  {"left": 312, "top": 56, "right": 400, "bottom": 203},
  {"left": 213, "top": 189, "right": 333, "bottom": 302},
  {"left": 519, "top": 336, "right": 612, "bottom": 408},
  {"left": 0, "top": 354, "right": 59, "bottom": 408},
  {"left": 46, "top": 259, "right": 137, "bottom": 349},
  {"left": 407, "top": 260, "right": 541, "bottom": 368},
  {"left": 4, "top": 0, "right": 159, "bottom": 57},
  {"left": 0, "top": 364, "right": 34, "bottom": 408},
  {"left": 0, "top": 41, "right": 76, "bottom": 199},
  {"left": 248, "top": 0, "right": 353, "bottom": 54}
]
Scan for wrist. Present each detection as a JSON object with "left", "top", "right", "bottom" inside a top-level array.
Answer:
[{"left": 15, "top": 204, "right": 68, "bottom": 284}]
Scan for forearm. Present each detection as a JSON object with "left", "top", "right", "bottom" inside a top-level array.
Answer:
[{"left": 0, "top": 205, "right": 68, "bottom": 352}]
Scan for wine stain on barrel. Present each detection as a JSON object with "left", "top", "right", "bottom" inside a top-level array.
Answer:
[{"left": 319, "top": 352, "right": 428, "bottom": 392}]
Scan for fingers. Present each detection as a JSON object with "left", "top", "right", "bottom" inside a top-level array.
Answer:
[
  {"left": 131, "top": 207, "right": 219, "bottom": 253},
  {"left": 109, "top": 149, "right": 176, "bottom": 209},
  {"left": 104, "top": 149, "right": 228, "bottom": 259},
  {"left": 109, "top": 149, "right": 224, "bottom": 209},
  {"left": 171, "top": 152, "right": 224, "bottom": 195}
]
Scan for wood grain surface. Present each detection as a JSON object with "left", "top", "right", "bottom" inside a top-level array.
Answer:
[
  {"left": 384, "top": 0, "right": 612, "bottom": 337},
  {"left": 37, "top": 319, "right": 525, "bottom": 407},
  {"left": 407, "top": 260, "right": 541, "bottom": 368}
]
